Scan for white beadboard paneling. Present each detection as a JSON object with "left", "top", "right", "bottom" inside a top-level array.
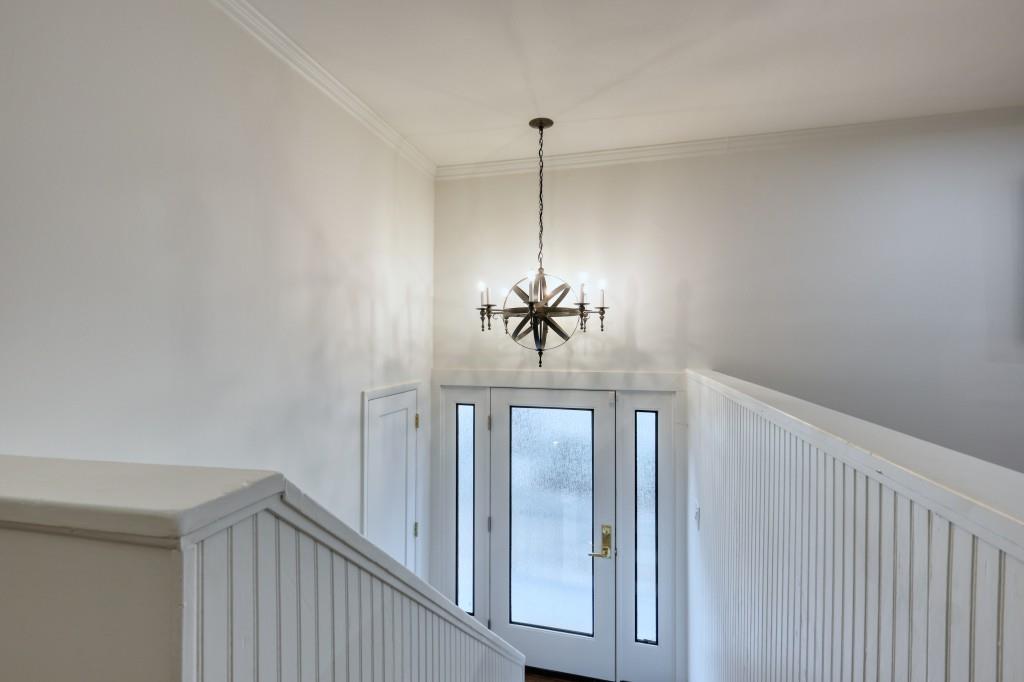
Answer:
[
  {"left": 279, "top": 523, "right": 299, "bottom": 682},
  {"left": 331, "top": 553, "right": 348, "bottom": 681},
  {"left": 878, "top": 486, "right": 895, "bottom": 682},
  {"left": 194, "top": 504, "right": 524, "bottom": 682},
  {"left": 256, "top": 512, "right": 280, "bottom": 681},
  {"left": 201, "top": 529, "right": 229, "bottom": 682},
  {"left": 927, "top": 516, "right": 950, "bottom": 682},
  {"left": 316, "top": 543, "right": 333, "bottom": 682},
  {"left": 231, "top": 517, "right": 256, "bottom": 682},
  {"left": 909, "top": 502, "right": 930, "bottom": 682},
  {"left": 0, "top": 460, "right": 519, "bottom": 682},
  {"left": 298, "top": 533, "right": 316, "bottom": 682},
  {"left": 687, "top": 372, "right": 1024, "bottom": 681},
  {"left": 974, "top": 540, "right": 1000, "bottom": 682},
  {"left": 1005, "top": 557, "right": 1024, "bottom": 682}
]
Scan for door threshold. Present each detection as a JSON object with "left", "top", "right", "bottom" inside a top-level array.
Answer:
[{"left": 525, "top": 665, "right": 609, "bottom": 682}]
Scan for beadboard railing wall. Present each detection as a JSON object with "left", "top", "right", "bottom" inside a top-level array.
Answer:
[
  {"left": 0, "top": 455, "right": 524, "bottom": 682},
  {"left": 190, "top": 486, "right": 525, "bottom": 682},
  {"left": 686, "top": 370, "right": 1024, "bottom": 682}
]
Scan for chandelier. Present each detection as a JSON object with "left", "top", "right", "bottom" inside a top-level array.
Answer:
[{"left": 476, "top": 117, "right": 607, "bottom": 367}]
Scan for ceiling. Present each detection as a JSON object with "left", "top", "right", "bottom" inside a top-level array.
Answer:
[{"left": 248, "top": 0, "right": 1024, "bottom": 168}]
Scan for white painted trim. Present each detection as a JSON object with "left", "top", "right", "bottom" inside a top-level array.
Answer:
[
  {"left": 208, "top": 0, "right": 436, "bottom": 177},
  {"left": 360, "top": 381, "right": 421, "bottom": 539},
  {"left": 0, "top": 453, "right": 284, "bottom": 539},
  {"left": 436, "top": 106, "right": 1024, "bottom": 180},
  {"left": 434, "top": 367, "right": 685, "bottom": 392},
  {"left": 363, "top": 381, "right": 422, "bottom": 403}
]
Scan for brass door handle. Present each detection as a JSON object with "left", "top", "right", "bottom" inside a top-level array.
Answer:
[{"left": 589, "top": 524, "right": 613, "bottom": 559}]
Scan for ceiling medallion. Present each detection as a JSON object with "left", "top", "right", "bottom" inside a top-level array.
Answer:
[{"left": 475, "top": 118, "right": 608, "bottom": 367}]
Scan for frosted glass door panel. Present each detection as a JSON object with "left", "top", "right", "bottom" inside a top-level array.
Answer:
[
  {"left": 510, "top": 406, "right": 594, "bottom": 635},
  {"left": 456, "top": 403, "right": 475, "bottom": 613},
  {"left": 635, "top": 410, "right": 658, "bottom": 643}
]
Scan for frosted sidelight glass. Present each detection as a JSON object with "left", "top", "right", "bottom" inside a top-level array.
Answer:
[
  {"left": 456, "top": 404, "right": 474, "bottom": 613},
  {"left": 510, "top": 406, "right": 594, "bottom": 635},
  {"left": 635, "top": 411, "right": 658, "bottom": 643}
]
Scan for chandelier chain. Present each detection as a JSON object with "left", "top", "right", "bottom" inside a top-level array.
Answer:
[{"left": 537, "top": 125, "right": 544, "bottom": 268}]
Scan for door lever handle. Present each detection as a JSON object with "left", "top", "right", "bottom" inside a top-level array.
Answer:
[{"left": 589, "top": 524, "right": 613, "bottom": 559}]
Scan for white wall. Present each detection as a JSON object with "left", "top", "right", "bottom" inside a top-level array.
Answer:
[
  {"left": 0, "top": 0, "right": 434, "bottom": 530},
  {"left": 434, "top": 112, "right": 1024, "bottom": 473}
]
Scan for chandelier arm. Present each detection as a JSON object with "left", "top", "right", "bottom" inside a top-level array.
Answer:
[
  {"left": 546, "top": 317, "right": 570, "bottom": 341},
  {"left": 545, "top": 282, "right": 570, "bottom": 305},
  {"left": 511, "top": 315, "right": 531, "bottom": 339},
  {"left": 546, "top": 307, "right": 584, "bottom": 317},
  {"left": 516, "top": 322, "right": 535, "bottom": 342}
]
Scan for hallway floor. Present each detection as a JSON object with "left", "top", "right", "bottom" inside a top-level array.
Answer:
[{"left": 525, "top": 669, "right": 600, "bottom": 682}]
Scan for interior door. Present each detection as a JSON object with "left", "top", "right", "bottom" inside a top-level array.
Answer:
[
  {"left": 490, "top": 388, "right": 616, "bottom": 680},
  {"left": 364, "top": 388, "right": 417, "bottom": 569}
]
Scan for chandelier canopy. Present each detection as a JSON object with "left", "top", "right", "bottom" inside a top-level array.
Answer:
[{"left": 475, "top": 118, "right": 607, "bottom": 367}]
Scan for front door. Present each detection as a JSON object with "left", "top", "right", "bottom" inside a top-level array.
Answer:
[{"left": 489, "top": 388, "right": 616, "bottom": 680}]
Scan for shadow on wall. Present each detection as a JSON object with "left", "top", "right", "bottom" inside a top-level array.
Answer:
[
  {"left": 986, "top": 178, "right": 1024, "bottom": 365},
  {"left": 1018, "top": 180, "right": 1024, "bottom": 351},
  {"left": 550, "top": 271, "right": 688, "bottom": 373}
]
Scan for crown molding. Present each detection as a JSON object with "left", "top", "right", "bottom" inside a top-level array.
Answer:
[
  {"left": 210, "top": 0, "right": 436, "bottom": 177},
  {"left": 436, "top": 106, "right": 1024, "bottom": 180}
]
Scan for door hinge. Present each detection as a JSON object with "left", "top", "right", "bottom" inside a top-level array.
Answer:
[
  {"left": 487, "top": 414, "right": 491, "bottom": 431},
  {"left": 413, "top": 521, "right": 420, "bottom": 538},
  {"left": 694, "top": 505, "right": 701, "bottom": 530},
  {"left": 487, "top": 516, "right": 492, "bottom": 532},
  {"left": 487, "top": 618, "right": 491, "bottom": 629},
  {"left": 415, "top": 413, "right": 420, "bottom": 429}
]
